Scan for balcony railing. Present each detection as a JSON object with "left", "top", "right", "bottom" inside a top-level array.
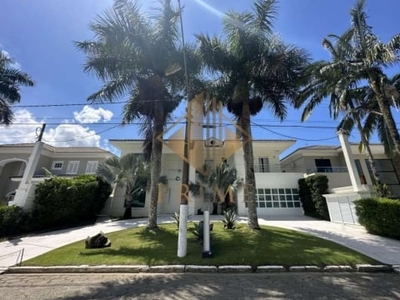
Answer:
[
  {"left": 306, "top": 166, "right": 348, "bottom": 174},
  {"left": 253, "top": 164, "right": 282, "bottom": 173}
]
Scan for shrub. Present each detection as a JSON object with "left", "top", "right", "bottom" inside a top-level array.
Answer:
[
  {"left": 32, "top": 175, "right": 112, "bottom": 229},
  {"left": 0, "top": 206, "right": 30, "bottom": 238},
  {"left": 298, "top": 175, "right": 329, "bottom": 220},
  {"left": 192, "top": 221, "right": 213, "bottom": 242},
  {"left": 354, "top": 197, "right": 400, "bottom": 239}
]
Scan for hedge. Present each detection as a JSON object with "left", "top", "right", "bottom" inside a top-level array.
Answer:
[
  {"left": 354, "top": 197, "right": 400, "bottom": 239},
  {"left": 32, "top": 175, "right": 112, "bottom": 229},
  {"left": 0, "top": 206, "right": 30, "bottom": 238},
  {"left": 298, "top": 175, "right": 329, "bottom": 220}
]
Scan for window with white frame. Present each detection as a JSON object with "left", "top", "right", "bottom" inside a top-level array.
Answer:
[
  {"left": 66, "top": 161, "right": 80, "bottom": 174},
  {"left": 51, "top": 161, "right": 64, "bottom": 170},
  {"left": 85, "top": 161, "right": 99, "bottom": 174},
  {"left": 255, "top": 188, "right": 301, "bottom": 208}
]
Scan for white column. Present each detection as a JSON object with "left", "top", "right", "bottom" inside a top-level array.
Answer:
[
  {"left": 337, "top": 130, "right": 363, "bottom": 192},
  {"left": 10, "top": 141, "right": 44, "bottom": 209}
]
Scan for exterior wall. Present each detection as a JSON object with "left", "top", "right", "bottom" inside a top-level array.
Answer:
[{"left": 306, "top": 172, "right": 352, "bottom": 190}]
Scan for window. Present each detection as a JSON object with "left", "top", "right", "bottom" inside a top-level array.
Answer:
[
  {"left": 255, "top": 188, "right": 301, "bottom": 209},
  {"left": 365, "top": 159, "right": 400, "bottom": 195},
  {"left": 66, "top": 161, "right": 80, "bottom": 175},
  {"left": 51, "top": 161, "right": 64, "bottom": 170},
  {"left": 315, "top": 159, "right": 332, "bottom": 172},
  {"left": 132, "top": 188, "right": 146, "bottom": 208},
  {"left": 258, "top": 157, "right": 270, "bottom": 173},
  {"left": 85, "top": 161, "right": 98, "bottom": 174}
]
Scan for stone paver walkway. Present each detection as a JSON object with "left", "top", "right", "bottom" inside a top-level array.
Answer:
[{"left": 1, "top": 273, "right": 400, "bottom": 300}]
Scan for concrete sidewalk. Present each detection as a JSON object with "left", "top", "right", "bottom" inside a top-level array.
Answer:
[{"left": 1, "top": 215, "right": 399, "bottom": 268}]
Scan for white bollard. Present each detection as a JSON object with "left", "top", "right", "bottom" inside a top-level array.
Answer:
[
  {"left": 177, "top": 204, "right": 188, "bottom": 257},
  {"left": 203, "top": 210, "right": 211, "bottom": 254}
]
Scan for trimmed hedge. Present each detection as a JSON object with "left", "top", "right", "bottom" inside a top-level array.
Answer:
[
  {"left": 298, "top": 175, "right": 329, "bottom": 220},
  {"left": 32, "top": 175, "right": 112, "bottom": 229},
  {"left": 354, "top": 197, "right": 400, "bottom": 239},
  {"left": 0, "top": 206, "right": 30, "bottom": 238}
]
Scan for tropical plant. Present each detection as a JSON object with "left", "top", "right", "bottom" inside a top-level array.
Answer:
[
  {"left": 76, "top": 0, "right": 201, "bottom": 228},
  {"left": 97, "top": 153, "right": 149, "bottom": 219},
  {"left": 171, "top": 211, "right": 191, "bottom": 229},
  {"left": 0, "top": 50, "right": 34, "bottom": 126},
  {"left": 191, "top": 162, "right": 243, "bottom": 215},
  {"left": 296, "top": 0, "right": 400, "bottom": 181},
  {"left": 192, "top": 221, "right": 213, "bottom": 242},
  {"left": 196, "top": 0, "right": 309, "bottom": 228},
  {"left": 222, "top": 209, "right": 236, "bottom": 229}
]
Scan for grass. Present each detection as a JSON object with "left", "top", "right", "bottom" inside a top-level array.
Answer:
[{"left": 23, "top": 223, "right": 378, "bottom": 267}]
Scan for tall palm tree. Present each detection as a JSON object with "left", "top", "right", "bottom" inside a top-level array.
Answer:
[
  {"left": 76, "top": 0, "right": 200, "bottom": 228},
  {"left": 197, "top": 0, "right": 309, "bottom": 229},
  {"left": 0, "top": 51, "right": 34, "bottom": 126},
  {"left": 97, "top": 153, "right": 149, "bottom": 219},
  {"left": 295, "top": 31, "right": 385, "bottom": 195}
]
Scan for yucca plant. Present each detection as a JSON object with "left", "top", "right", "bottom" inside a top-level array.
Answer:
[
  {"left": 192, "top": 221, "right": 213, "bottom": 242},
  {"left": 222, "top": 209, "right": 236, "bottom": 229},
  {"left": 171, "top": 211, "right": 191, "bottom": 229}
]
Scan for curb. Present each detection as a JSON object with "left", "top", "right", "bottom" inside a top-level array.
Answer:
[{"left": 3, "top": 264, "right": 396, "bottom": 274}]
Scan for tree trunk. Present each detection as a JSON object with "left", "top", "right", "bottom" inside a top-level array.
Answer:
[
  {"left": 147, "top": 97, "right": 164, "bottom": 229},
  {"left": 123, "top": 191, "right": 132, "bottom": 219},
  {"left": 350, "top": 101, "right": 384, "bottom": 195},
  {"left": 241, "top": 98, "right": 260, "bottom": 229},
  {"left": 369, "top": 77, "right": 400, "bottom": 183}
]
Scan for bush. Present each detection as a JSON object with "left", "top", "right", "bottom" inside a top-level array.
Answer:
[
  {"left": 222, "top": 209, "right": 236, "bottom": 229},
  {"left": 298, "top": 175, "right": 329, "bottom": 220},
  {"left": 32, "top": 175, "right": 112, "bottom": 229},
  {"left": 354, "top": 197, "right": 400, "bottom": 239},
  {"left": 0, "top": 206, "right": 30, "bottom": 238}
]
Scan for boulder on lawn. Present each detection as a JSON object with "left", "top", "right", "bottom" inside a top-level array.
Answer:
[{"left": 85, "top": 232, "right": 111, "bottom": 249}]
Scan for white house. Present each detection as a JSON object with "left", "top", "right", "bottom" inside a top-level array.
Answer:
[
  {"left": 280, "top": 143, "right": 400, "bottom": 196},
  {"left": 106, "top": 138, "right": 305, "bottom": 218}
]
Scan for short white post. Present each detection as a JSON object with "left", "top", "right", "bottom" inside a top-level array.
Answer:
[{"left": 203, "top": 210, "right": 210, "bottom": 254}]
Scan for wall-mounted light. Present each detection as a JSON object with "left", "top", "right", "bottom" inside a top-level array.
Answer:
[{"left": 175, "top": 176, "right": 181, "bottom": 181}]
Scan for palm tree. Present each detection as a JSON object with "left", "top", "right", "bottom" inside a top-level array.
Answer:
[
  {"left": 76, "top": 0, "right": 200, "bottom": 228},
  {"left": 196, "top": 0, "right": 309, "bottom": 229},
  {"left": 295, "top": 31, "right": 385, "bottom": 195},
  {"left": 0, "top": 51, "right": 34, "bottom": 126},
  {"left": 192, "top": 162, "right": 243, "bottom": 215},
  {"left": 97, "top": 153, "right": 149, "bottom": 219}
]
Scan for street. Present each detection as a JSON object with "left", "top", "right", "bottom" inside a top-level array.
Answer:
[{"left": 0, "top": 273, "right": 399, "bottom": 299}]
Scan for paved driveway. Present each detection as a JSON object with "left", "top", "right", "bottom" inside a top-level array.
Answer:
[{"left": 1, "top": 215, "right": 400, "bottom": 267}]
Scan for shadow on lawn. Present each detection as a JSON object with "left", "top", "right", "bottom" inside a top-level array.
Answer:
[{"left": 57, "top": 273, "right": 400, "bottom": 300}]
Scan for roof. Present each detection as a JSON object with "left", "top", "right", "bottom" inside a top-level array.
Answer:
[
  {"left": 0, "top": 142, "right": 112, "bottom": 154},
  {"left": 281, "top": 143, "right": 386, "bottom": 161}
]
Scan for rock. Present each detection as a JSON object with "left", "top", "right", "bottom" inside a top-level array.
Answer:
[{"left": 85, "top": 232, "right": 111, "bottom": 249}]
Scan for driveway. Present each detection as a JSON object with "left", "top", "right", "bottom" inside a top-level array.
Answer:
[{"left": 1, "top": 215, "right": 399, "bottom": 268}]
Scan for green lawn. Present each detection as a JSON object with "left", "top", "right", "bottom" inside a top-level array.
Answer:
[{"left": 24, "top": 223, "right": 378, "bottom": 267}]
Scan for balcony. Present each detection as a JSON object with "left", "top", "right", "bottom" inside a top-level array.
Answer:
[
  {"left": 306, "top": 166, "right": 348, "bottom": 174},
  {"left": 253, "top": 164, "right": 282, "bottom": 173}
]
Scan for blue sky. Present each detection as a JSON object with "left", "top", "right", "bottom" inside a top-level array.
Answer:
[{"left": 1, "top": 0, "right": 400, "bottom": 158}]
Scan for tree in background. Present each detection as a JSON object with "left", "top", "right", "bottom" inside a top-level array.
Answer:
[{"left": 0, "top": 50, "right": 34, "bottom": 126}]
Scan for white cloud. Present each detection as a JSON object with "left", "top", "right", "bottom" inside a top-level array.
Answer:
[
  {"left": 0, "top": 109, "right": 104, "bottom": 148},
  {"left": 73, "top": 105, "right": 113, "bottom": 124}
]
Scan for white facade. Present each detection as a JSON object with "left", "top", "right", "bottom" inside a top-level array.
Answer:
[
  {"left": 108, "top": 139, "right": 304, "bottom": 218},
  {"left": 280, "top": 144, "right": 400, "bottom": 196}
]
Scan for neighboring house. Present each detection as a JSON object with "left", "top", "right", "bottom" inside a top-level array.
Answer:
[
  {"left": 0, "top": 143, "right": 114, "bottom": 207},
  {"left": 108, "top": 139, "right": 305, "bottom": 218},
  {"left": 280, "top": 144, "right": 400, "bottom": 196}
]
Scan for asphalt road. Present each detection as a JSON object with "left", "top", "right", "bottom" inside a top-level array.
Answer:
[{"left": 0, "top": 273, "right": 399, "bottom": 300}]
